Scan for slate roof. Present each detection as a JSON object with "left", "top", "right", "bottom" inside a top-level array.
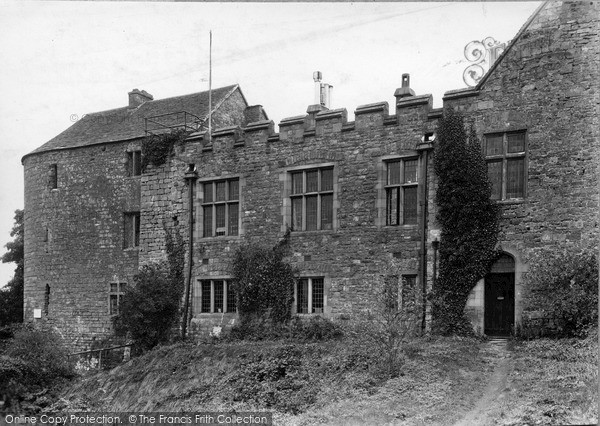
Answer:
[{"left": 25, "top": 84, "right": 242, "bottom": 159}]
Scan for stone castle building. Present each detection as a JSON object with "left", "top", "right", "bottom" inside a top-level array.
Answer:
[{"left": 22, "top": 1, "right": 598, "bottom": 347}]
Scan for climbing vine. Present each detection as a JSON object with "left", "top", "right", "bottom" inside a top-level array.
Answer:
[
  {"left": 141, "top": 129, "right": 189, "bottom": 172},
  {"left": 431, "top": 107, "right": 501, "bottom": 335},
  {"left": 231, "top": 229, "right": 297, "bottom": 325}
]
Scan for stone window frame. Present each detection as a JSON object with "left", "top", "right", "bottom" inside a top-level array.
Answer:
[
  {"left": 376, "top": 154, "right": 421, "bottom": 228},
  {"left": 281, "top": 162, "right": 339, "bottom": 233},
  {"left": 126, "top": 150, "right": 142, "bottom": 177},
  {"left": 293, "top": 276, "right": 330, "bottom": 315},
  {"left": 483, "top": 130, "right": 528, "bottom": 201},
  {"left": 197, "top": 175, "right": 244, "bottom": 239},
  {"left": 123, "top": 212, "right": 140, "bottom": 249},
  {"left": 108, "top": 282, "right": 127, "bottom": 316},
  {"left": 193, "top": 278, "right": 237, "bottom": 315}
]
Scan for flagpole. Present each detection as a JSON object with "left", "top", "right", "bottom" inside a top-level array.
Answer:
[{"left": 208, "top": 30, "right": 212, "bottom": 145}]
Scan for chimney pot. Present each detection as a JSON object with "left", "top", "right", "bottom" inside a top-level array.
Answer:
[
  {"left": 394, "top": 73, "right": 416, "bottom": 99},
  {"left": 128, "top": 88, "right": 154, "bottom": 108}
]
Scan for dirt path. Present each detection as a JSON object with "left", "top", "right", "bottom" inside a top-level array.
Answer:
[{"left": 453, "top": 339, "right": 512, "bottom": 426}]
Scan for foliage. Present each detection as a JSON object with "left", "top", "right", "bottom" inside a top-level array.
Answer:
[
  {"left": 1, "top": 325, "right": 75, "bottom": 412},
  {"left": 141, "top": 129, "right": 188, "bottom": 172},
  {"left": 520, "top": 251, "right": 598, "bottom": 338},
  {"left": 113, "top": 263, "right": 183, "bottom": 351},
  {"left": 431, "top": 108, "right": 500, "bottom": 335},
  {"left": 226, "top": 315, "right": 343, "bottom": 342},
  {"left": 231, "top": 230, "right": 297, "bottom": 325},
  {"left": 348, "top": 268, "right": 421, "bottom": 379},
  {"left": 0, "top": 209, "right": 24, "bottom": 327}
]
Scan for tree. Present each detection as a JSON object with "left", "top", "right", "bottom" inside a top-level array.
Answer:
[
  {"left": 431, "top": 108, "right": 500, "bottom": 335},
  {"left": 0, "top": 209, "right": 24, "bottom": 326}
]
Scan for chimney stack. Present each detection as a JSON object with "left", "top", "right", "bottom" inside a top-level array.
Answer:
[
  {"left": 394, "top": 73, "right": 415, "bottom": 100},
  {"left": 128, "top": 89, "right": 153, "bottom": 108}
]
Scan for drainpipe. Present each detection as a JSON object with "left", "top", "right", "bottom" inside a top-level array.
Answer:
[
  {"left": 181, "top": 163, "right": 198, "bottom": 340},
  {"left": 416, "top": 134, "right": 435, "bottom": 332}
]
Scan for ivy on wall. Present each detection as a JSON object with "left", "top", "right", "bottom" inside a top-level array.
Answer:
[
  {"left": 431, "top": 107, "right": 501, "bottom": 335},
  {"left": 141, "top": 129, "right": 189, "bottom": 172},
  {"left": 231, "top": 230, "right": 297, "bottom": 325}
]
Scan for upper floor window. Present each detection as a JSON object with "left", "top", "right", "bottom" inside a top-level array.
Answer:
[
  {"left": 295, "top": 277, "right": 324, "bottom": 314},
  {"left": 123, "top": 212, "right": 140, "bottom": 248},
  {"left": 193, "top": 279, "right": 236, "bottom": 314},
  {"left": 484, "top": 131, "right": 527, "bottom": 200},
  {"left": 127, "top": 151, "right": 142, "bottom": 177},
  {"left": 49, "top": 164, "right": 58, "bottom": 189},
  {"left": 386, "top": 158, "right": 418, "bottom": 225},
  {"left": 202, "top": 178, "right": 240, "bottom": 237},
  {"left": 290, "top": 167, "right": 334, "bottom": 231},
  {"left": 109, "top": 282, "right": 127, "bottom": 315}
]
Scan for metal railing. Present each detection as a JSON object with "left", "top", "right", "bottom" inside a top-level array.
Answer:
[
  {"left": 68, "top": 344, "right": 133, "bottom": 370},
  {"left": 144, "top": 111, "right": 205, "bottom": 136}
]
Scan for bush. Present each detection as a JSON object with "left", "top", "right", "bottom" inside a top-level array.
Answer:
[
  {"left": 521, "top": 251, "right": 598, "bottom": 337},
  {"left": 226, "top": 316, "right": 343, "bottom": 342},
  {"left": 232, "top": 230, "right": 297, "bottom": 326},
  {"left": 113, "top": 262, "right": 183, "bottom": 351},
  {"left": 1, "top": 325, "right": 75, "bottom": 412}
]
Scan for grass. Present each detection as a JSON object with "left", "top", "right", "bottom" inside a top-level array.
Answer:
[{"left": 495, "top": 331, "right": 598, "bottom": 426}]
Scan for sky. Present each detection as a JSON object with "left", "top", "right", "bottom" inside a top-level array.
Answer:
[{"left": 0, "top": 1, "right": 541, "bottom": 287}]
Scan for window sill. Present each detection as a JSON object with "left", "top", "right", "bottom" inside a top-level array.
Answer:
[
  {"left": 291, "top": 229, "right": 336, "bottom": 235},
  {"left": 194, "top": 312, "right": 238, "bottom": 316},
  {"left": 383, "top": 224, "right": 419, "bottom": 229},
  {"left": 295, "top": 313, "right": 326, "bottom": 317},
  {"left": 495, "top": 198, "right": 526, "bottom": 205},
  {"left": 123, "top": 247, "right": 140, "bottom": 251},
  {"left": 200, "top": 235, "right": 242, "bottom": 241}
]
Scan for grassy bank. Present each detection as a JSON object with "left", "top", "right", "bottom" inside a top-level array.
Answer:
[{"left": 56, "top": 336, "right": 492, "bottom": 425}]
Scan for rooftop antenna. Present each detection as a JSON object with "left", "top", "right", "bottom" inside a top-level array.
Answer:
[{"left": 208, "top": 30, "right": 213, "bottom": 144}]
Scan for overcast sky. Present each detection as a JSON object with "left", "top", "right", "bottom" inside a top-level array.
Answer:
[{"left": 0, "top": 1, "right": 540, "bottom": 287}]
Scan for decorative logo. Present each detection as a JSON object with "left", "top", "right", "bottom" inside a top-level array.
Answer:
[{"left": 463, "top": 37, "right": 506, "bottom": 87}]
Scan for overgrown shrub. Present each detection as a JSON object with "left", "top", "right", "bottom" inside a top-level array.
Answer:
[
  {"left": 1, "top": 325, "right": 75, "bottom": 412},
  {"left": 521, "top": 251, "right": 598, "bottom": 337},
  {"left": 227, "top": 315, "right": 343, "bottom": 342},
  {"left": 113, "top": 262, "right": 183, "bottom": 351},
  {"left": 431, "top": 108, "right": 500, "bottom": 335},
  {"left": 231, "top": 230, "right": 297, "bottom": 326},
  {"left": 347, "top": 269, "right": 421, "bottom": 379},
  {"left": 141, "top": 129, "right": 188, "bottom": 172}
]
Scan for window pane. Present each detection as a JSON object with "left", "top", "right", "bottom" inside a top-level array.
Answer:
[
  {"left": 215, "top": 181, "right": 226, "bottom": 202},
  {"left": 214, "top": 280, "right": 224, "bottom": 313},
  {"left": 306, "top": 170, "right": 318, "bottom": 193},
  {"left": 228, "top": 179, "right": 239, "bottom": 201},
  {"left": 292, "top": 172, "right": 303, "bottom": 195},
  {"left": 291, "top": 197, "right": 303, "bottom": 231},
  {"left": 119, "top": 282, "right": 127, "bottom": 292},
  {"left": 321, "top": 168, "right": 333, "bottom": 191},
  {"left": 404, "top": 159, "right": 418, "bottom": 184},
  {"left": 201, "top": 281, "right": 211, "bottom": 313},
  {"left": 306, "top": 195, "right": 318, "bottom": 231},
  {"left": 110, "top": 295, "right": 119, "bottom": 315},
  {"left": 507, "top": 132, "right": 525, "bottom": 153},
  {"left": 386, "top": 188, "right": 398, "bottom": 226},
  {"left": 387, "top": 160, "right": 401, "bottom": 185},
  {"left": 134, "top": 214, "right": 140, "bottom": 246},
  {"left": 312, "top": 278, "right": 324, "bottom": 313},
  {"left": 192, "top": 281, "right": 202, "bottom": 316},
  {"left": 297, "top": 279, "right": 309, "bottom": 314},
  {"left": 110, "top": 283, "right": 118, "bottom": 293},
  {"left": 134, "top": 152, "right": 142, "bottom": 176},
  {"left": 487, "top": 161, "right": 502, "bottom": 200},
  {"left": 486, "top": 134, "right": 503, "bottom": 156},
  {"left": 226, "top": 281, "right": 236, "bottom": 313},
  {"left": 321, "top": 194, "right": 333, "bottom": 230},
  {"left": 127, "top": 152, "right": 134, "bottom": 177},
  {"left": 203, "top": 183, "right": 213, "bottom": 203},
  {"left": 203, "top": 206, "right": 213, "bottom": 237},
  {"left": 507, "top": 158, "right": 525, "bottom": 198},
  {"left": 228, "top": 203, "right": 239, "bottom": 236},
  {"left": 403, "top": 186, "right": 418, "bottom": 225},
  {"left": 215, "top": 204, "right": 226, "bottom": 235}
]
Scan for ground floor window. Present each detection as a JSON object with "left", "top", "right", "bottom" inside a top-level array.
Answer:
[
  {"left": 296, "top": 277, "right": 324, "bottom": 314},
  {"left": 193, "top": 279, "right": 236, "bottom": 314},
  {"left": 109, "top": 282, "right": 127, "bottom": 315}
]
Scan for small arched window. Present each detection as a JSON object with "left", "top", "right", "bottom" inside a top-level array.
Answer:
[{"left": 490, "top": 253, "right": 515, "bottom": 273}]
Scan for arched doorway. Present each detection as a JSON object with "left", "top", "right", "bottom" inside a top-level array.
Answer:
[{"left": 484, "top": 253, "right": 515, "bottom": 336}]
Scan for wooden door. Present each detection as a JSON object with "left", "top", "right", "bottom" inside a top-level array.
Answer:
[{"left": 484, "top": 273, "right": 514, "bottom": 336}]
